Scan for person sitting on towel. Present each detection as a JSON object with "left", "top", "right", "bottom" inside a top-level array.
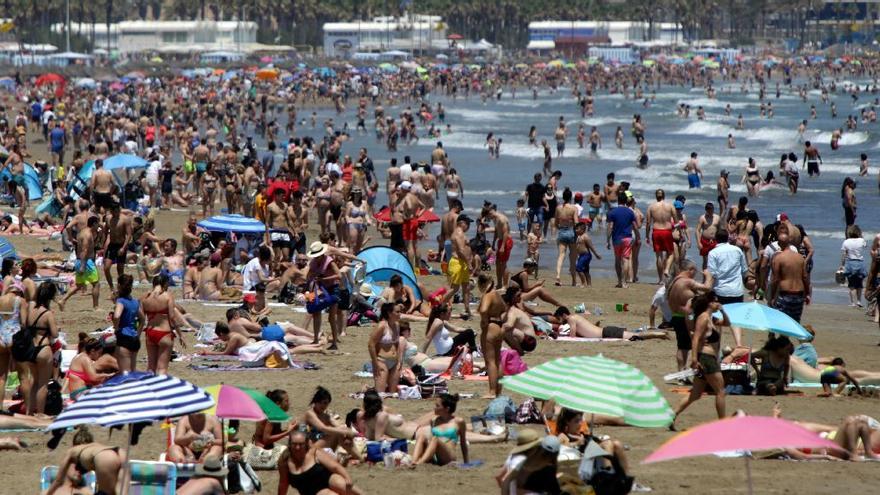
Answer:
[{"left": 553, "top": 306, "right": 669, "bottom": 341}]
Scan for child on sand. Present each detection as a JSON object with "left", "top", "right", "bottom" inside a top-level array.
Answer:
[
  {"left": 526, "top": 224, "right": 541, "bottom": 277},
  {"left": 515, "top": 199, "right": 527, "bottom": 241},
  {"left": 818, "top": 358, "right": 863, "bottom": 397},
  {"left": 574, "top": 222, "right": 601, "bottom": 287}
]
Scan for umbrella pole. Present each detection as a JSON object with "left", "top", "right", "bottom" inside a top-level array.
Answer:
[
  {"left": 744, "top": 456, "right": 754, "bottom": 495},
  {"left": 121, "top": 423, "right": 134, "bottom": 495}
]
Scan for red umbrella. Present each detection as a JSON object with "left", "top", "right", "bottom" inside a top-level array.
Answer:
[
  {"left": 447, "top": 34, "right": 463, "bottom": 40},
  {"left": 36, "top": 73, "right": 65, "bottom": 86},
  {"left": 374, "top": 207, "right": 440, "bottom": 223}
]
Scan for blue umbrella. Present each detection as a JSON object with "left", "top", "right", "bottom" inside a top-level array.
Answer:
[
  {"left": 720, "top": 302, "right": 811, "bottom": 340},
  {"left": 0, "top": 237, "right": 17, "bottom": 261},
  {"left": 102, "top": 154, "right": 147, "bottom": 171},
  {"left": 49, "top": 372, "right": 214, "bottom": 430},
  {"left": 198, "top": 214, "right": 266, "bottom": 234},
  {"left": 0, "top": 77, "right": 16, "bottom": 90}
]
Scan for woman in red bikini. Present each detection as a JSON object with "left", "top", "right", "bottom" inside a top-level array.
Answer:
[
  {"left": 64, "top": 335, "right": 112, "bottom": 398},
  {"left": 141, "top": 274, "right": 185, "bottom": 375}
]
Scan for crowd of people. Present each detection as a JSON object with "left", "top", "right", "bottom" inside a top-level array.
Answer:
[{"left": 0, "top": 56, "right": 877, "bottom": 494}]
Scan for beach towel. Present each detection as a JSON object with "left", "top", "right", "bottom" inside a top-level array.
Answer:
[
  {"left": 188, "top": 361, "right": 319, "bottom": 372},
  {"left": 237, "top": 341, "right": 292, "bottom": 367},
  {"left": 552, "top": 337, "right": 626, "bottom": 343}
]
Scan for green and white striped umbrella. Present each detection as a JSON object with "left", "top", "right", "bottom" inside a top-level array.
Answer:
[{"left": 500, "top": 354, "right": 674, "bottom": 428}]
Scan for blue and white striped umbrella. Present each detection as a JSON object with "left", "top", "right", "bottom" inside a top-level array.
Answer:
[
  {"left": 198, "top": 214, "right": 266, "bottom": 234},
  {"left": 49, "top": 372, "right": 214, "bottom": 430}
]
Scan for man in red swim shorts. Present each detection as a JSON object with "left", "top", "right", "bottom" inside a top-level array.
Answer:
[
  {"left": 397, "top": 181, "right": 425, "bottom": 267},
  {"left": 482, "top": 203, "right": 512, "bottom": 287},
  {"left": 646, "top": 189, "right": 676, "bottom": 283}
]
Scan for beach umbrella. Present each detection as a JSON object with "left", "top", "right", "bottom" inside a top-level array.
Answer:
[
  {"left": 202, "top": 385, "right": 289, "bottom": 422},
  {"left": 255, "top": 68, "right": 279, "bottom": 80},
  {"left": 379, "top": 63, "right": 398, "bottom": 73},
  {"left": 0, "top": 237, "right": 17, "bottom": 262},
  {"left": 533, "top": 62, "right": 547, "bottom": 69},
  {"left": 642, "top": 60, "right": 656, "bottom": 67},
  {"left": 0, "top": 77, "right": 15, "bottom": 90},
  {"left": 563, "top": 62, "right": 577, "bottom": 69},
  {"left": 198, "top": 214, "right": 266, "bottom": 234},
  {"left": 124, "top": 71, "right": 145, "bottom": 80},
  {"left": 150, "top": 56, "right": 163, "bottom": 63},
  {"left": 74, "top": 77, "right": 96, "bottom": 89},
  {"left": 49, "top": 372, "right": 214, "bottom": 431},
  {"left": 720, "top": 302, "right": 811, "bottom": 340},
  {"left": 644, "top": 416, "right": 842, "bottom": 495},
  {"left": 436, "top": 53, "right": 449, "bottom": 60},
  {"left": 102, "top": 153, "right": 147, "bottom": 171},
  {"left": 373, "top": 207, "right": 440, "bottom": 224},
  {"left": 35, "top": 73, "right": 65, "bottom": 86},
  {"left": 500, "top": 355, "right": 674, "bottom": 428}
]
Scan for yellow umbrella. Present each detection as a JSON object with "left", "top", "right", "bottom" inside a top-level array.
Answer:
[{"left": 255, "top": 68, "right": 279, "bottom": 81}]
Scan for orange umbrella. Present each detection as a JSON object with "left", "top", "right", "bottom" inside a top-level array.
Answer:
[{"left": 255, "top": 68, "right": 278, "bottom": 80}]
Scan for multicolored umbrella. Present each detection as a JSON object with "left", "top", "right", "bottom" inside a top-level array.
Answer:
[
  {"left": 500, "top": 355, "right": 673, "bottom": 428},
  {"left": 202, "top": 384, "right": 287, "bottom": 422},
  {"left": 644, "top": 416, "right": 842, "bottom": 494}
]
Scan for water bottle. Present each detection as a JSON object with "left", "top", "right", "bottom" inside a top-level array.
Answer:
[
  {"left": 381, "top": 440, "right": 392, "bottom": 467},
  {"left": 593, "top": 305, "right": 603, "bottom": 316}
]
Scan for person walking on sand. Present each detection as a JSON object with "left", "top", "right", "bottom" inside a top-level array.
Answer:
[
  {"left": 671, "top": 291, "right": 730, "bottom": 428},
  {"left": 769, "top": 224, "right": 811, "bottom": 323},
  {"left": 606, "top": 196, "right": 637, "bottom": 289},
  {"left": 60, "top": 216, "right": 100, "bottom": 311},
  {"left": 646, "top": 189, "right": 676, "bottom": 284},
  {"left": 667, "top": 260, "right": 711, "bottom": 373}
]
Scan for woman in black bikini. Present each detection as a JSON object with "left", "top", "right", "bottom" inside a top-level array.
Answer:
[
  {"left": 508, "top": 259, "right": 563, "bottom": 307},
  {"left": 278, "top": 430, "right": 363, "bottom": 495},
  {"left": 671, "top": 291, "right": 730, "bottom": 428},
  {"left": 15, "top": 282, "right": 58, "bottom": 415},
  {"left": 200, "top": 162, "right": 219, "bottom": 218},
  {"left": 47, "top": 426, "right": 124, "bottom": 495}
]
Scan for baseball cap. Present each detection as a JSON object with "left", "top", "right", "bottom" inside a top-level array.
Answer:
[
  {"left": 574, "top": 192, "right": 584, "bottom": 200},
  {"left": 777, "top": 213, "right": 789, "bottom": 222},
  {"left": 399, "top": 180, "right": 412, "bottom": 191}
]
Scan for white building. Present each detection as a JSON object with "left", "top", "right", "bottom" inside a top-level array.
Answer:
[
  {"left": 527, "top": 21, "right": 682, "bottom": 52},
  {"left": 51, "top": 20, "right": 257, "bottom": 54},
  {"left": 323, "top": 15, "right": 447, "bottom": 58}
]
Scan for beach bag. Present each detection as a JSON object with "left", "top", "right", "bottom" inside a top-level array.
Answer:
[
  {"left": 264, "top": 353, "right": 289, "bottom": 369},
  {"left": 483, "top": 396, "right": 517, "bottom": 424},
  {"left": 584, "top": 457, "right": 634, "bottom": 495},
  {"left": 515, "top": 398, "right": 544, "bottom": 425},
  {"left": 44, "top": 379, "right": 63, "bottom": 416},
  {"left": 365, "top": 439, "right": 407, "bottom": 463},
  {"left": 227, "top": 459, "right": 261, "bottom": 493},
  {"left": 418, "top": 375, "right": 448, "bottom": 398},
  {"left": 242, "top": 443, "right": 287, "bottom": 470},
  {"left": 306, "top": 284, "right": 338, "bottom": 314},
  {"left": 277, "top": 282, "right": 297, "bottom": 304},
  {"left": 500, "top": 349, "right": 528, "bottom": 376}
]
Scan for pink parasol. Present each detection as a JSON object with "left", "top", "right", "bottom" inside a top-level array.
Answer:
[
  {"left": 644, "top": 416, "right": 843, "bottom": 494},
  {"left": 202, "top": 384, "right": 266, "bottom": 421}
]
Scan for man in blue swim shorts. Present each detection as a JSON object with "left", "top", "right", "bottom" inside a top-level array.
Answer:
[{"left": 61, "top": 216, "right": 100, "bottom": 310}]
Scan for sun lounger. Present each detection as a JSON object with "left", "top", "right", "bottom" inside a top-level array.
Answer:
[
  {"left": 40, "top": 465, "right": 97, "bottom": 492},
  {"left": 128, "top": 460, "right": 178, "bottom": 495}
]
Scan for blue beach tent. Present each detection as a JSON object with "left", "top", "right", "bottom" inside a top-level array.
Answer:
[
  {"left": 356, "top": 246, "right": 422, "bottom": 299},
  {"left": 0, "top": 163, "right": 43, "bottom": 201}
]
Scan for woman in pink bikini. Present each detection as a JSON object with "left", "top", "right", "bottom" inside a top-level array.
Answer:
[
  {"left": 141, "top": 274, "right": 185, "bottom": 375},
  {"left": 64, "top": 336, "right": 112, "bottom": 399}
]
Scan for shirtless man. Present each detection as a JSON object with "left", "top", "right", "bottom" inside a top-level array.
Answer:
[
  {"left": 397, "top": 181, "right": 425, "bottom": 268},
  {"left": 769, "top": 224, "right": 811, "bottom": 323},
  {"left": 386, "top": 158, "right": 401, "bottom": 198},
  {"left": 585, "top": 184, "right": 604, "bottom": 229},
  {"left": 159, "top": 239, "right": 186, "bottom": 286},
  {"left": 483, "top": 204, "right": 512, "bottom": 287},
  {"left": 181, "top": 215, "right": 202, "bottom": 255},
  {"left": 717, "top": 169, "right": 730, "bottom": 214},
  {"left": 478, "top": 275, "right": 507, "bottom": 399},
  {"left": 645, "top": 189, "right": 676, "bottom": 283},
  {"left": 628, "top": 195, "right": 644, "bottom": 283},
  {"left": 89, "top": 159, "right": 116, "bottom": 213},
  {"left": 287, "top": 190, "right": 308, "bottom": 255},
  {"left": 667, "top": 260, "right": 711, "bottom": 371},
  {"left": 802, "top": 141, "right": 822, "bottom": 177},
  {"left": 192, "top": 139, "right": 211, "bottom": 193},
  {"left": 449, "top": 214, "right": 477, "bottom": 318},
  {"left": 603, "top": 173, "right": 619, "bottom": 214},
  {"left": 169, "top": 413, "right": 223, "bottom": 463},
  {"left": 683, "top": 152, "right": 703, "bottom": 189},
  {"left": 438, "top": 199, "right": 462, "bottom": 263},
  {"left": 431, "top": 141, "right": 447, "bottom": 179},
  {"left": 62, "top": 199, "right": 92, "bottom": 252},
  {"left": 499, "top": 286, "right": 539, "bottom": 354},
  {"left": 554, "top": 306, "right": 668, "bottom": 341},
  {"left": 267, "top": 189, "right": 292, "bottom": 265},
  {"left": 102, "top": 203, "right": 132, "bottom": 296},
  {"left": 61, "top": 215, "right": 101, "bottom": 310},
  {"left": 696, "top": 202, "right": 721, "bottom": 270},
  {"left": 197, "top": 254, "right": 226, "bottom": 300}
]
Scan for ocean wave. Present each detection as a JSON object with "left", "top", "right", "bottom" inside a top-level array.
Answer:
[
  {"left": 678, "top": 97, "right": 750, "bottom": 110},
  {"left": 811, "top": 130, "right": 869, "bottom": 146},
  {"left": 673, "top": 121, "right": 799, "bottom": 146},
  {"left": 580, "top": 116, "right": 632, "bottom": 127}
]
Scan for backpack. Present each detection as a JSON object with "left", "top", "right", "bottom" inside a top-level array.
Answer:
[
  {"left": 515, "top": 398, "right": 544, "bottom": 425},
  {"left": 483, "top": 395, "right": 516, "bottom": 424},
  {"left": 277, "top": 282, "right": 297, "bottom": 305},
  {"left": 44, "top": 379, "right": 63, "bottom": 415}
]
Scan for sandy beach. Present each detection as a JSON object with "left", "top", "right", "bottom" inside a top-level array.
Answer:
[{"left": 3, "top": 201, "right": 879, "bottom": 493}]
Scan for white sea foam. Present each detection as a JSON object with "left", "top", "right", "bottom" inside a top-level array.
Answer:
[
  {"left": 812, "top": 130, "right": 869, "bottom": 146},
  {"left": 678, "top": 97, "right": 750, "bottom": 110}
]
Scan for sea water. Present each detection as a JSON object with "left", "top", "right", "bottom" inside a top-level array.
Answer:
[{"left": 264, "top": 82, "right": 880, "bottom": 304}]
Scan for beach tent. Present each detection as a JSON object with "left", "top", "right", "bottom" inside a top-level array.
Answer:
[
  {"left": 0, "top": 163, "right": 43, "bottom": 201},
  {"left": 103, "top": 154, "right": 147, "bottom": 171},
  {"left": 198, "top": 214, "right": 266, "bottom": 234},
  {"left": 356, "top": 246, "right": 422, "bottom": 299},
  {"left": 0, "top": 238, "right": 17, "bottom": 261}
]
